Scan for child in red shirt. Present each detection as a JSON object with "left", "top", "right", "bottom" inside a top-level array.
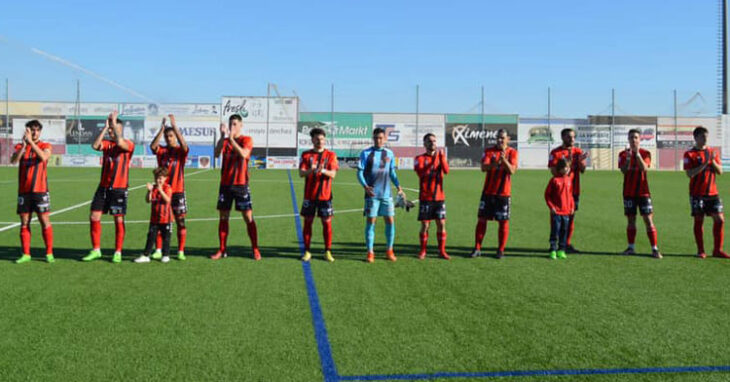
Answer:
[
  {"left": 135, "top": 167, "right": 173, "bottom": 263},
  {"left": 544, "top": 158, "right": 575, "bottom": 259}
]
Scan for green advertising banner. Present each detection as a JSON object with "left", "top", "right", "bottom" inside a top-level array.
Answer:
[{"left": 298, "top": 112, "right": 373, "bottom": 158}]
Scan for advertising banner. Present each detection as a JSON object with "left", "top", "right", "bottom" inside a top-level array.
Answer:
[
  {"left": 12, "top": 117, "right": 66, "bottom": 145},
  {"left": 657, "top": 117, "right": 717, "bottom": 149},
  {"left": 220, "top": 96, "right": 298, "bottom": 148},
  {"left": 62, "top": 155, "right": 101, "bottom": 167},
  {"left": 40, "top": 102, "right": 117, "bottom": 116},
  {"left": 372, "top": 113, "right": 445, "bottom": 147},
  {"left": 518, "top": 118, "right": 589, "bottom": 168},
  {"left": 266, "top": 156, "right": 298, "bottom": 169},
  {"left": 298, "top": 112, "right": 372, "bottom": 158},
  {"left": 144, "top": 117, "right": 219, "bottom": 145},
  {"left": 160, "top": 104, "right": 220, "bottom": 116},
  {"left": 444, "top": 114, "right": 518, "bottom": 167}
]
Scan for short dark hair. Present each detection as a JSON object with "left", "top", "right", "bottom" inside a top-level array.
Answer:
[
  {"left": 560, "top": 128, "right": 575, "bottom": 138},
  {"left": 496, "top": 129, "right": 508, "bottom": 137},
  {"left": 25, "top": 120, "right": 42, "bottom": 130},
  {"left": 373, "top": 127, "right": 385, "bottom": 136},
  {"left": 693, "top": 126, "right": 708, "bottom": 137},
  {"left": 164, "top": 126, "right": 175, "bottom": 134},
  {"left": 229, "top": 114, "right": 243, "bottom": 123},
  {"left": 310, "top": 127, "right": 326, "bottom": 138},
  {"left": 153, "top": 167, "right": 169, "bottom": 179},
  {"left": 556, "top": 157, "right": 571, "bottom": 171},
  {"left": 423, "top": 133, "right": 435, "bottom": 142},
  {"left": 627, "top": 128, "right": 641, "bottom": 137},
  {"left": 115, "top": 118, "right": 124, "bottom": 126}
]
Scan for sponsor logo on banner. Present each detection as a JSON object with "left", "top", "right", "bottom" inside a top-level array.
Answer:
[
  {"left": 12, "top": 117, "right": 66, "bottom": 145},
  {"left": 266, "top": 156, "right": 298, "bottom": 169},
  {"left": 445, "top": 122, "right": 517, "bottom": 167},
  {"left": 121, "top": 103, "right": 160, "bottom": 116},
  {"left": 144, "top": 117, "right": 218, "bottom": 144},
  {"left": 220, "top": 96, "right": 298, "bottom": 148},
  {"left": 62, "top": 155, "right": 101, "bottom": 167},
  {"left": 372, "top": 114, "right": 445, "bottom": 147},
  {"left": 41, "top": 102, "right": 117, "bottom": 116},
  {"left": 160, "top": 104, "right": 219, "bottom": 116}
]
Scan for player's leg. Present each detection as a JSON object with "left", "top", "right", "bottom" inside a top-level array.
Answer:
[
  {"left": 472, "top": 195, "right": 489, "bottom": 257},
  {"left": 691, "top": 197, "right": 706, "bottom": 258},
  {"left": 548, "top": 214, "right": 558, "bottom": 259},
  {"left": 711, "top": 212, "right": 728, "bottom": 258},
  {"left": 364, "top": 198, "right": 378, "bottom": 262},
  {"left": 212, "top": 186, "right": 233, "bottom": 259},
  {"left": 112, "top": 214, "right": 125, "bottom": 263},
  {"left": 136, "top": 224, "right": 158, "bottom": 263},
  {"left": 302, "top": 215, "right": 314, "bottom": 261},
  {"left": 566, "top": 194, "right": 580, "bottom": 253},
  {"left": 160, "top": 224, "right": 172, "bottom": 263},
  {"left": 84, "top": 187, "right": 106, "bottom": 261},
  {"left": 556, "top": 215, "right": 568, "bottom": 259},
  {"left": 242, "top": 209, "right": 260, "bottom": 260},
  {"left": 495, "top": 197, "right": 510, "bottom": 259},
  {"left": 624, "top": 214, "right": 637, "bottom": 255},
  {"left": 16, "top": 212, "right": 32, "bottom": 263},
  {"left": 418, "top": 220, "right": 430, "bottom": 259},
  {"left": 435, "top": 218, "right": 449, "bottom": 260},
  {"left": 320, "top": 202, "right": 334, "bottom": 262},
  {"left": 642, "top": 214, "right": 661, "bottom": 258},
  {"left": 175, "top": 214, "right": 186, "bottom": 260},
  {"left": 382, "top": 199, "right": 396, "bottom": 261},
  {"left": 37, "top": 211, "right": 54, "bottom": 263}
]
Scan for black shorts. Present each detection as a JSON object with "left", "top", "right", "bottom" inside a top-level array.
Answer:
[
  {"left": 624, "top": 196, "right": 653, "bottom": 216},
  {"left": 171, "top": 192, "right": 188, "bottom": 216},
  {"left": 17, "top": 192, "right": 51, "bottom": 214},
  {"left": 477, "top": 194, "right": 510, "bottom": 221},
  {"left": 418, "top": 201, "right": 446, "bottom": 221},
  {"left": 573, "top": 194, "right": 580, "bottom": 212},
  {"left": 300, "top": 200, "right": 333, "bottom": 217},
  {"left": 690, "top": 196, "right": 724, "bottom": 216},
  {"left": 217, "top": 185, "right": 252, "bottom": 211},
  {"left": 90, "top": 186, "right": 128, "bottom": 216}
]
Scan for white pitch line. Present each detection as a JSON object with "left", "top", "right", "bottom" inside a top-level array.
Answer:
[{"left": 0, "top": 169, "right": 211, "bottom": 233}]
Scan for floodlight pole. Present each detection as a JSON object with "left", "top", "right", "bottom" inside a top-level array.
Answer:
[
  {"left": 723, "top": 0, "right": 728, "bottom": 114},
  {"left": 673, "top": 89, "right": 679, "bottom": 170},
  {"left": 611, "top": 88, "right": 615, "bottom": 171},
  {"left": 481, "top": 85, "right": 485, "bottom": 148},
  {"left": 415, "top": 84, "right": 420, "bottom": 147},
  {"left": 4, "top": 78, "right": 8, "bottom": 163},
  {"left": 265, "top": 83, "right": 271, "bottom": 160},
  {"left": 547, "top": 86, "right": 552, "bottom": 154}
]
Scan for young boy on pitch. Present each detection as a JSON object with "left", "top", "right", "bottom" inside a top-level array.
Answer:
[
  {"left": 544, "top": 157, "right": 574, "bottom": 260},
  {"left": 135, "top": 167, "right": 173, "bottom": 263}
]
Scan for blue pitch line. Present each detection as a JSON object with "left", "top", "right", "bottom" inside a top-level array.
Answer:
[
  {"left": 338, "top": 365, "right": 730, "bottom": 381},
  {"left": 286, "top": 170, "right": 340, "bottom": 382}
]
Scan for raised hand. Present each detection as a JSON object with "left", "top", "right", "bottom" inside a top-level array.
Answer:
[
  {"left": 146, "top": 183, "right": 154, "bottom": 191},
  {"left": 219, "top": 123, "right": 229, "bottom": 138},
  {"left": 160, "top": 117, "right": 167, "bottom": 130},
  {"left": 23, "top": 127, "right": 32, "bottom": 143},
  {"left": 168, "top": 114, "right": 176, "bottom": 127}
]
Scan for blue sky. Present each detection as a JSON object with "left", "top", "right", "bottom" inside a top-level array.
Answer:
[{"left": 0, "top": 0, "right": 720, "bottom": 117}]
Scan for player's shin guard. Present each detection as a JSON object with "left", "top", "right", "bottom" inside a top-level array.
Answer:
[
  {"left": 156, "top": 232, "right": 163, "bottom": 251},
  {"left": 20, "top": 225, "right": 31, "bottom": 254},
  {"left": 627, "top": 226, "right": 637, "bottom": 245},
  {"left": 566, "top": 215, "right": 575, "bottom": 245},
  {"left": 713, "top": 220, "right": 725, "bottom": 253},
  {"left": 42, "top": 225, "right": 53, "bottom": 255},
  {"left": 437, "top": 231, "right": 447, "bottom": 253},
  {"left": 177, "top": 227, "right": 187, "bottom": 252},
  {"left": 114, "top": 219, "right": 125, "bottom": 252},
  {"left": 474, "top": 219, "right": 487, "bottom": 250},
  {"left": 303, "top": 217, "right": 313, "bottom": 251},
  {"left": 385, "top": 222, "right": 395, "bottom": 250},
  {"left": 497, "top": 220, "right": 509, "bottom": 252},
  {"left": 90, "top": 219, "right": 101, "bottom": 250},
  {"left": 322, "top": 219, "right": 333, "bottom": 250},
  {"left": 419, "top": 232, "right": 428, "bottom": 252},
  {"left": 693, "top": 217, "right": 705, "bottom": 253},
  {"left": 218, "top": 219, "right": 229, "bottom": 252},
  {"left": 246, "top": 220, "right": 259, "bottom": 250},
  {"left": 647, "top": 227, "right": 658, "bottom": 247},
  {"left": 365, "top": 222, "right": 375, "bottom": 252}
]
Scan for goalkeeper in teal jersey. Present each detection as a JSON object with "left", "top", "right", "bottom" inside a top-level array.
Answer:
[{"left": 357, "top": 127, "right": 405, "bottom": 263}]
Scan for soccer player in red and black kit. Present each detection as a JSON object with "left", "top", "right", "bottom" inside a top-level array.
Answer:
[
  {"left": 11, "top": 120, "right": 54, "bottom": 263},
  {"left": 619, "top": 129, "right": 661, "bottom": 258},
  {"left": 83, "top": 111, "right": 135, "bottom": 263},
  {"left": 299, "top": 127, "right": 338, "bottom": 262},
  {"left": 150, "top": 114, "right": 188, "bottom": 261},
  {"left": 548, "top": 128, "right": 588, "bottom": 253},
  {"left": 414, "top": 133, "right": 450, "bottom": 260},
  {"left": 134, "top": 167, "right": 173, "bottom": 264},
  {"left": 684, "top": 126, "right": 728, "bottom": 259},
  {"left": 471, "top": 129, "right": 517, "bottom": 259},
  {"left": 211, "top": 114, "right": 260, "bottom": 260}
]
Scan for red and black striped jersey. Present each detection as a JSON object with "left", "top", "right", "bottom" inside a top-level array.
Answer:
[
  {"left": 220, "top": 136, "right": 253, "bottom": 186},
  {"left": 15, "top": 141, "right": 51, "bottom": 194},
  {"left": 414, "top": 151, "right": 449, "bottom": 201},
  {"left": 618, "top": 149, "right": 651, "bottom": 197},
  {"left": 99, "top": 139, "right": 135, "bottom": 189},
  {"left": 300, "top": 149, "right": 339, "bottom": 201},
  {"left": 684, "top": 147, "right": 721, "bottom": 197},
  {"left": 482, "top": 146, "right": 518, "bottom": 197},
  {"left": 548, "top": 146, "right": 584, "bottom": 195},
  {"left": 149, "top": 184, "right": 172, "bottom": 224},
  {"left": 154, "top": 145, "right": 188, "bottom": 193}
]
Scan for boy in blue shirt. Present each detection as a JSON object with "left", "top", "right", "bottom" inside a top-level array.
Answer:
[{"left": 357, "top": 127, "right": 405, "bottom": 262}]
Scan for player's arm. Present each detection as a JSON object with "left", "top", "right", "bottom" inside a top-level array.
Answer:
[
  {"left": 298, "top": 155, "right": 313, "bottom": 177},
  {"left": 577, "top": 151, "right": 588, "bottom": 173},
  {"left": 320, "top": 157, "right": 337, "bottom": 179},
  {"left": 145, "top": 183, "right": 153, "bottom": 203},
  {"left": 169, "top": 114, "right": 188, "bottom": 153},
  {"left": 91, "top": 118, "right": 108, "bottom": 151},
  {"left": 228, "top": 135, "right": 251, "bottom": 159},
  {"left": 389, "top": 153, "right": 404, "bottom": 194},
  {"left": 214, "top": 123, "right": 227, "bottom": 158},
  {"left": 710, "top": 151, "right": 723, "bottom": 175},
  {"left": 10, "top": 143, "right": 24, "bottom": 164},
  {"left": 619, "top": 153, "right": 629, "bottom": 175},
  {"left": 440, "top": 150, "right": 450, "bottom": 175},
  {"left": 499, "top": 151, "right": 517, "bottom": 174},
  {"left": 27, "top": 138, "right": 51, "bottom": 162},
  {"left": 635, "top": 151, "right": 649, "bottom": 172},
  {"left": 481, "top": 153, "right": 494, "bottom": 172},
  {"left": 150, "top": 117, "right": 166, "bottom": 153},
  {"left": 356, "top": 152, "right": 374, "bottom": 196},
  {"left": 544, "top": 181, "right": 557, "bottom": 214},
  {"left": 110, "top": 111, "right": 131, "bottom": 152},
  {"left": 685, "top": 154, "right": 709, "bottom": 178},
  {"left": 157, "top": 185, "right": 172, "bottom": 204}
]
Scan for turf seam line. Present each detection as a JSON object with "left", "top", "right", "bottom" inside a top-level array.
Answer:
[
  {"left": 338, "top": 365, "right": 730, "bottom": 380},
  {"left": 286, "top": 169, "right": 340, "bottom": 382}
]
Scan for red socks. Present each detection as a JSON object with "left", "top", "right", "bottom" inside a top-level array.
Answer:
[
  {"left": 627, "top": 226, "right": 637, "bottom": 245},
  {"left": 474, "top": 219, "right": 487, "bottom": 250},
  {"left": 246, "top": 220, "right": 259, "bottom": 250},
  {"left": 322, "top": 218, "right": 333, "bottom": 250},
  {"left": 42, "top": 225, "right": 53, "bottom": 255},
  {"left": 303, "top": 217, "right": 313, "bottom": 250},
  {"left": 218, "top": 219, "right": 229, "bottom": 253},
  {"left": 20, "top": 225, "right": 31, "bottom": 254},
  {"left": 90, "top": 219, "right": 101, "bottom": 249},
  {"left": 694, "top": 217, "right": 705, "bottom": 253},
  {"left": 647, "top": 227, "right": 658, "bottom": 247},
  {"left": 498, "top": 221, "right": 509, "bottom": 252},
  {"left": 437, "top": 232, "right": 447, "bottom": 253},
  {"left": 114, "top": 219, "right": 125, "bottom": 252},
  {"left": 156, "top": 233, "right": 163, "bottom": 250},
  {"left": 419, "top": 232, "right": 428, "bottom": 252},
  {"left": 713, "top": 220, "right": 725, "bottom": 253},
  {"left": 178, "top": 227, "right": 187, "bottom": 252},
  {"left": 566, "top": 215, "right": 575, "bottom": 245}
]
